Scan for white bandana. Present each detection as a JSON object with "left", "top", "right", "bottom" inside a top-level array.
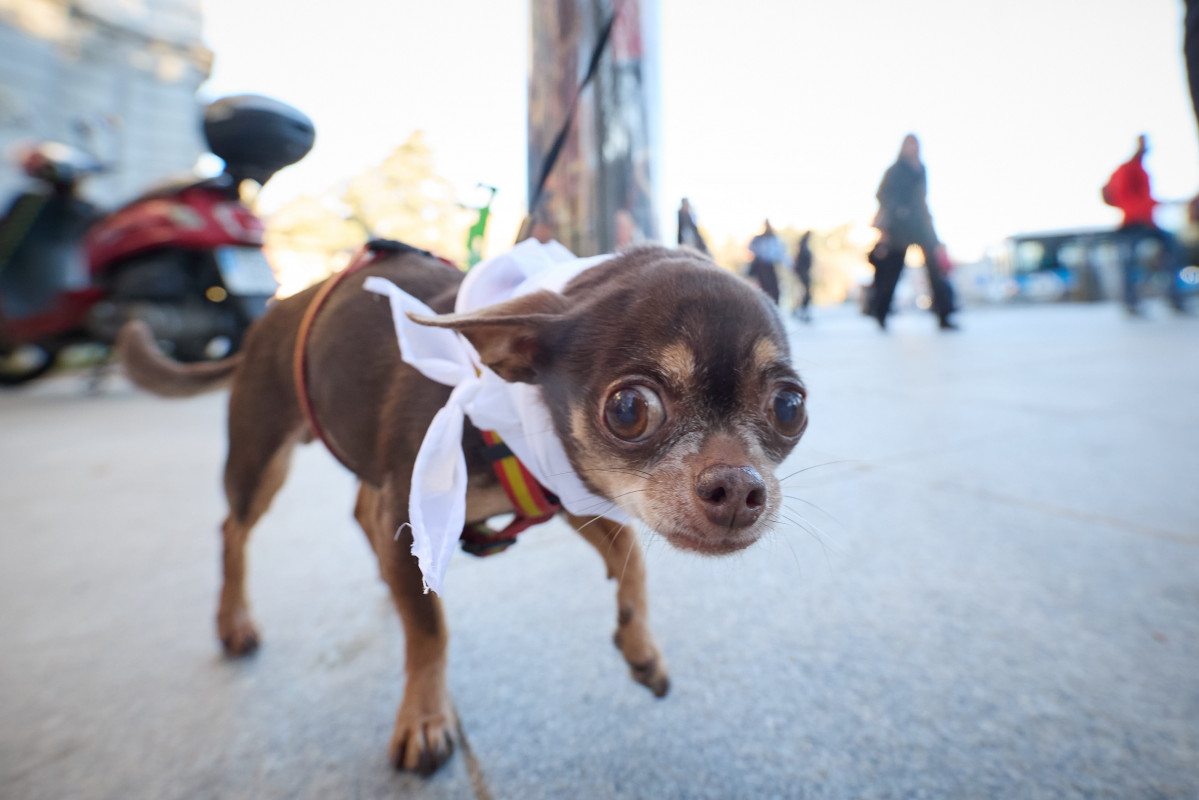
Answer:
[{"left": 363, "top": 239, "right": 629, "bottom": 594}]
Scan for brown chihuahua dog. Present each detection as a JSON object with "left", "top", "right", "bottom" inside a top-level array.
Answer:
[{"left": 119, "top": 243, "right": 807, "bottom": 775}]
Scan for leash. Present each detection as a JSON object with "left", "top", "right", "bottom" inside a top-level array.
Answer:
[
  {"left": 516, "top": 2, "right": 622, "bottom": 242},
  {"left": 293, "top": 239, "right": 560, "bottom": 555}
]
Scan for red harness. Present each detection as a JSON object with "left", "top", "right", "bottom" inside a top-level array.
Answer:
[{"left": 292, "top": 240, "right": 560, "bottom": 556}]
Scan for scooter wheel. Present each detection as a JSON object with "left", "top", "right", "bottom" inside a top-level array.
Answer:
[{"left": 0, "top": 343, "right": 57, "bottom": 386}]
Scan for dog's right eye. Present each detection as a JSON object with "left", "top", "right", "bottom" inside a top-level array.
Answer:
[
  {"left": 769, "top": 385, "right": 807, "bottom": 438},
  {"left": 603, "top": 385, "right": 665, "bottom": 442}
]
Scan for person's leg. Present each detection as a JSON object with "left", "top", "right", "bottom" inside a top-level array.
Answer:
[
  {"left": 749, "top": 259, "right": 767, "bottom": 295},
  {"left": 870, "top": 244, "right": 905, "bottom": 325},
  {"left": 1119, "top": 225, "right": 1145, "bottom": 313},
  {"left": 796, "top": 266, "right": 812, "bottom": 320},
  {"left": 918, "top": 241, "right": 955, "bottom": 323},
  {"left": 759, "top": 262, "right": 780, "bottom": 304},
  {"left": 1150, "top": 226, "right": 1188, "bottom": 310}
]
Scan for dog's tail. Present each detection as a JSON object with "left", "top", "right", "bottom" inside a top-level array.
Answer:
[{"left": 116, "top": 320, "right": 242, "bottom": 398}]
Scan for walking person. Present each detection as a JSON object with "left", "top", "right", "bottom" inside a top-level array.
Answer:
[
  {"left": 748, "top": 220, "right": 785, "bottom": 305},
  {"left": 677, "top": 197, "right": 709, "bottom": 254},
  {"left": 793, "top": 230, "right": 814, "bottom": 322},
  {"left": 1102, "top": 134, "right": 1187, "bottom": 315},
  {"left": 869, "top": 134, "right": 957, "bottom": 331}
]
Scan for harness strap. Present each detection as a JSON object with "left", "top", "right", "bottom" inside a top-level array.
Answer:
[{"left": 293, "top": 239, "right": 431, "bottom": 471}]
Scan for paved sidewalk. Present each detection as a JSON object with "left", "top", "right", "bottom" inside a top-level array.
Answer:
[{"left": 1, "top": 301, "right": 1197, "bottom": 799}]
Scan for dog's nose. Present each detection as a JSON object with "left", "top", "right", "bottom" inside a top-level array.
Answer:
[{"left": 694, "top": 464, "right": 766, "bottom": 528}]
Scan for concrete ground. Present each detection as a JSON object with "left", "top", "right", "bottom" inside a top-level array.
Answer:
[{"left": 1, "top": 300, "right": 1197, "bottom": 800}]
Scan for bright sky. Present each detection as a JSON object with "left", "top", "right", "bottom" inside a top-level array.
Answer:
[{"left": 201, "top": 0, "right": 1199, "bottom": 261}]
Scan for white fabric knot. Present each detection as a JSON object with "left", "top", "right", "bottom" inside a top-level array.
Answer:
[{"left": 363, "top": 240, "right": 628, "bottom": 594}]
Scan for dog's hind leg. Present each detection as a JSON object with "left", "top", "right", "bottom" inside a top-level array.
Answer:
[
  {"left": 356, "top": 481, "right": 457, "bottom": 775},
  {"left": 566, "top": 514, "right": 670, "bottom": 698},
  {"left": 217, "top": 381, "right": 305, "bottom": 656}
]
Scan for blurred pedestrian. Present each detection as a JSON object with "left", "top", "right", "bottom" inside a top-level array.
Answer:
[
  {"left": 677, "top": 197, "right": 709, "bottom": 254},
  {"left": 869, "top": 134, "right": 957, "bottom": 331},
  {"left": 1102, "top": 135, "right": 1187, "bottom": 315},
  {"left": 748, "top": 220, "right": 785, "bottom": 304},
  {"left": 793, "top": 230, "right": 814, "bottom": 322}
]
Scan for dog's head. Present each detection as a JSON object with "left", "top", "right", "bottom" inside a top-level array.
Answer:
[{"left": 414, "top": 245, "right": 807, "bottom": 555}]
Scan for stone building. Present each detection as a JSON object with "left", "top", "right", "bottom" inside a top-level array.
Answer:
[{"left": 0, "top": 0, "right": 212, "bottom": 208}]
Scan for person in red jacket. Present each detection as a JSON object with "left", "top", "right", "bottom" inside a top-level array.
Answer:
[{"left": 1105, "top": 135, "right": 1187, "bottom": 314}]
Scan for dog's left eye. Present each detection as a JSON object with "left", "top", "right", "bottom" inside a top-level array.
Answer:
[
  {"left": 769, "top": 387, "right": 807, "bottom": 438},
  {"left": 603, "top": 385, "right": 665, "bottom": 442}
]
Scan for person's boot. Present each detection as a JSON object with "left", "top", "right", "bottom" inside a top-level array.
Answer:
[{"left": 938, "top": 315, "right": 959, "bottom": 331}]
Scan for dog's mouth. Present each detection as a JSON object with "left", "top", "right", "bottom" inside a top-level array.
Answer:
[{"left": 656, "top": 523, "right": 765, "bottom": 556}]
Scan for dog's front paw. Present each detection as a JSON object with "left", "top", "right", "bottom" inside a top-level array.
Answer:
[
  {"left": 614, "top": 626, "right": 670, "bottom": 698},
  {"left": 390, "top": 697, "right": 457, "bottom": 775},
  {"left": 629, "top": 653, "right": 670, "bottom": 698},
  {"left": 217, "top": 609, "right": 260, "bottom": 656}
]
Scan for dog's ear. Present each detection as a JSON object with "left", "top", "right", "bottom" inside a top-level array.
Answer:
[{"left": 408, "top": 290, "right": 569, "bottom": 383}]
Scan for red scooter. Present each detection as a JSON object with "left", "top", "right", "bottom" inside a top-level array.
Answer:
[{"left": 0, "top": 95, "right": 314, "bottom": 384}]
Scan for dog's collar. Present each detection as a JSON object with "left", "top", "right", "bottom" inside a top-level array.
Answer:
[{"left": 460, "top": 430, "right": 561, "bottom": 557}]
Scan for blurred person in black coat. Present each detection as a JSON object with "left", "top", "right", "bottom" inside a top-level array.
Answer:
[{"left": 869, "top": 134, "right": 957, "bottom": 331}]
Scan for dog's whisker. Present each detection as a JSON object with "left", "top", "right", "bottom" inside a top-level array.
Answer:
[
  {"left": 632, "top": 521, "right": 659, "bottom": 567},
  {"left": 778, "top": 507, "right": 839, "bottom": 564},
  {"left": 557, "top": 467, "right": 654, "bottom": 481},
  {"left": 779, "top": 494, "right": 845, "bottom": 528},
  {"left": 571, "top": 512, "right": 615, "bottom": 536},
  {"left": 778, "top": 506, "right": 828, "bottom": 540},
  {"left": 774, "top": 510, "right": 811, "bottom": 534},
  {"left": 790, "top": 515, "right": 836, "bottom": 570},
  {"left": 785, "top": 508, "right": 839, "bottom": 549},
  {"left": 777, "top": 459, "right": 860, "bottom": 484},
  {"left": 567, "top": 512, "right": 624, "bottom": 562},
  {"left": 778, "top": 495, "right": 844, "bottom": 539},
  {"left": 617, "top": 529, "right": 638, "bottom": 587},
  {"left": 573, "top": 488, "right": 647, "bottom": 517},
  {"left": 568, "top": 497, "right": 620, "bottom": 518},
  {"left": 771, "top": 525, "right": 806, "bottom": 580}
]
